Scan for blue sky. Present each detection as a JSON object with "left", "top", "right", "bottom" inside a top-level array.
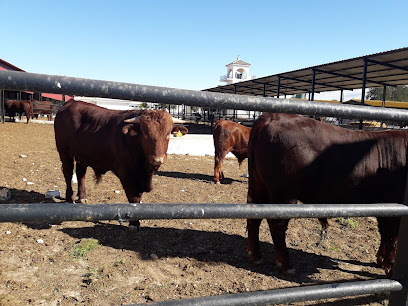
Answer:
[{"left": 2, "top": 0, "right": 408, "bottom": 100}]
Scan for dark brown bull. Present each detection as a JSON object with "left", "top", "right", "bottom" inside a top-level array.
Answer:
[
  {"left": 247, "top": 113, "right": 406, "bottom": 277},
  {"left": 32, "top": 100, "right": 55, "bottom": 121},
  {"left": 4, "top": 100, "right": 33, "bottom": 123},
  {"left": 213, "top": 119, "right": 251, "bottom": 184},
  {"left": 171, "top": 124, "right": 188, "bottom": 136},
  {"left": 54, "top": 99, "right": 183, "bottom": 229}
]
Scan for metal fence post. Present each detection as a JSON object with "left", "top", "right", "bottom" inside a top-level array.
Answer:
[
  {"left": 389, "top": 170, "right": 408, "bottom": 305},
  {"left": 0, "top": 89, "right": 4, "bottom": 123},
  {"left": 389, "top": 215, "right": 408, "bottom": 305}
]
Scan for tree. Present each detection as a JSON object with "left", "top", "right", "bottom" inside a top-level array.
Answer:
[{"left": 366, "top": 85, "right": 408, "bottom": 101}]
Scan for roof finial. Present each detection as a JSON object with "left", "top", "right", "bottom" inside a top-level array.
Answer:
[{"left": 237, "top": 54, "right": 240, "bottom": 60}]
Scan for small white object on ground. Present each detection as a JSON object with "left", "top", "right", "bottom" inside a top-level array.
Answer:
[{"left": 45, "top": 190, "right": 61, "bottom": 198}]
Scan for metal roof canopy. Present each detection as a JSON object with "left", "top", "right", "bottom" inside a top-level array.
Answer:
[{"left": 204, "top": 47, "right": 408, "bottom": 103}]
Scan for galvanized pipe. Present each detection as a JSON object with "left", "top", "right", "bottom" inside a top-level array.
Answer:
[
  {"left": 130, "top": 279, "right": 403, "bottom": 306},
  {"left": 2, "top": 70, "right": 408, "bottom": 122},
  {"left": 0, "top": 89, "right": 4, "bottom": 123},
  {"left": 0, "top": 203, "right": 407, "bottom": 223}
]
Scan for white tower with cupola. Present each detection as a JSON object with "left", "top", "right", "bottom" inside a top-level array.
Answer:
[{"left": 220, "top": 56, "right": 253, "bottom": 84}]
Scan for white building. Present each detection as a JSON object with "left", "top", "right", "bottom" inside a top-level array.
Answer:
[
  {"left": 218, "top": 56, "right": 259, "bottom": 120},
  {"left": 74, "top": 96, "right": 144, "bottom": 110},
  {"left": 220, "top": 56, "right": 254, "bottom": 84}
]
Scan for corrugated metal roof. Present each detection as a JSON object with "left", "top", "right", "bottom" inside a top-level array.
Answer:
[
  {"left": 0, "top": 59, "right": 25, "bottom": 72},
  {"left": 205, "top": 47, "right": 408, "bottom": 97}
]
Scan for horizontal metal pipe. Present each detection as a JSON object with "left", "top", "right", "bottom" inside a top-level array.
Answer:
[
  {"left": 130, "top": 279, "right": 403, "bottom": 306},
  {"left": 0, "top": 203, "right": 407, "bottom": 223},
  {"left": 1, "top": 70, "right": 408, "bottom": 122}
]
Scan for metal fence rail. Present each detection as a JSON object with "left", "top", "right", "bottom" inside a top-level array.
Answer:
[
  {"left": 1, "top": 70, "right": 408, "bottom": 304},
  {"left": 2, "top": 70, "right": 408, "bottom": 123},
  {"left": 0, "top": 203, "right": 408, "bottom": 223},
  {"left": 131, "top": 279, "right": 403, "bottom": 306}
]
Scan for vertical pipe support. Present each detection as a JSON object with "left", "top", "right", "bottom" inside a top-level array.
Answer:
[
  {"left": 311, "top": 69, "right": 316, "bottom": 101},
  {"left": 234, "top": 85, "right": 237, "bottom": 119},
  {"left": 0, "top": 89, "right": 4, "bottom": 123},
  {"left": 382, "top": 85, "right": 387, "bottom": 108},
  {"left": 359, "top": 59, "right": 368, "bottom": 130},
  {"left": 389, "top": 171, "right": 408, "bottom": 305}
]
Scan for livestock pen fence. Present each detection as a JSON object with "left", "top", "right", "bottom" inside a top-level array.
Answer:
[{"left": 0, "top": 70, "right": 408, "bottom": 305}]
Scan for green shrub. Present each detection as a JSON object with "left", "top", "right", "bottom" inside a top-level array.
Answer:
[{"left": 71, "top": 238, "right": 99, "bottom": 259}]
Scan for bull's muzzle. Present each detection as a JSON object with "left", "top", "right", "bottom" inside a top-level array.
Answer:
[{"left": 150, "top": 155, "right": 167, "bottom": 167}]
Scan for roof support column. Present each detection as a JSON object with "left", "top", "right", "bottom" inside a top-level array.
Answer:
[
  {"left": 359, "top": 59, "right": 368, "bottom": 130},
  {"left": 277, "top": 76, "right": 281, "bottom": 98},
  {"left": 382, "top": 85, "right": 387, "bottom": 108},
  {"left": 340, "top": 89, "right": 343, "bottom": 104},
  {"left": 234, "top": 85, "right": 237, "bottom": 119},
  {"left": 311, "top": 69, "right": 316, "bottom": 101}
]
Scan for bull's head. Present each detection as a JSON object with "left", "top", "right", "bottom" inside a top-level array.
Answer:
[{"left": 123, "top": 111, "right": 185, "bottom": 170}]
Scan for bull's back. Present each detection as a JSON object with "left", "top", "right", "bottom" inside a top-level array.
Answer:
[
  {"left": 249, "top": 113, "right": 408, "bottom": 204},
  {"left": 213, "top": 119, "right": 250, "bottom": 152},
  {"left": 54, "top": 101, "right": 125, "bottom": 166}
]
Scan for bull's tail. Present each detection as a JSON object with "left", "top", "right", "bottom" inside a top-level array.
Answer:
[{"left": 95, "top": 174, "right": 103, "bottom": 184}]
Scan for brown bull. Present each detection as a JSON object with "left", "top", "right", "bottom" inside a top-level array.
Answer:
[
  {"left": 32, "top": 100, "right": 55, "bottom": 121},
  {"left": 54, "top": 99, "right": 183, "bottom": 229},
  {"left": 213, "top": 119, "right": 251, "bottom": 184},
  {"left": 247, "top": 113, "right": 406, "bottom": 277},
  {"left": 4, "top": 100, "right": 33, "bottom": 123},
  {"left": 171, "top": 124, "right": 188, "bottom": 136}
]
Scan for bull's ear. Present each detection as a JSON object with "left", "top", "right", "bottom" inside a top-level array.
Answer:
[{"left": 122, "top": 124, "right": 138, "bottom": 136}]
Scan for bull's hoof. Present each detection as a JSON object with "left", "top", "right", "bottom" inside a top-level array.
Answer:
[
  {"left": 215, "top": 181, "right": 220, "bottom": 185},
  {"left": 246, "top": 249, "right": 263, "bottom": 264},
  {"left": 376, "top": 256, "right": 384, "bottom": 267},
  {"left": 79, "top": 198, "right": 89, "bottom": 204},
  {"left": 384, "top": 266, "right": 393, "bottom": 278},
  {"left": 282, "top": 268, "right": 296, "bottom": 276},
  {"left": 129, "top": 220, "right": 141, "bottom": 232},
  {"left": 129, "top": 224, "right": 141, "bottom": 232}
]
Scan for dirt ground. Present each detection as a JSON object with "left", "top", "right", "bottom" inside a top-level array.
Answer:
[{"left": 0, "top": 121, "right": 390, "bottom": 305}]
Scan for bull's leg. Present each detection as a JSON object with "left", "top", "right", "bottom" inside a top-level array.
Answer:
[
  {"left": 377, "top": 217, "right": 400, "bottom": 277},
  {"left": 214, "top": 153, "right": 227, "bottom": 184},
  {"left": 119, "top": 176, "right": 143, "bottom": 230},
  {"left": 267, "top": 219, "right": 294, "bottom": 275},
  {"left": 61, "top": 157, "right": 74, "bottom": 202},
  {"left": 214, "top": 156, "right": 222, "bottom": 184},
  {"left": 127, "top": 195, "right": 142, "bottom": 231},
  {"left": 76, "top": 162, "right": 88, "bottom": 204},
  {"left": 246, "top": 219, "right": 263, "bottom": 263},
  {"left": 317, "top": 218, "right": 329, "bottom": 246}
]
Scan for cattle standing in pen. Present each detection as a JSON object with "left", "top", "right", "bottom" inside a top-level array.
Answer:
[
  {"left": 4, "top": 100, "right": 33, "bottom": 123},
  {"left": 54, "top": 99, "right": 184, "bottom": 229},
  {"left": 213, "top": 119, "right": 251, "bottom": 184},
  {"left": 247, "top": 113, "right": 406, "bottom": 277},
  {"left": 171, "top": 124, "right": 188, "bottom": 136},
  {"left": 32, "top": 100, "right": 55, "bottom": 121}
]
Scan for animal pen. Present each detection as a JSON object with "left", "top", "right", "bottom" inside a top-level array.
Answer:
[{"left": 0, "top": 70, "right": 408, "bottom": 305}]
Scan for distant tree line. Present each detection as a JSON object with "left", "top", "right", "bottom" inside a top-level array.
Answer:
[{"left": 367, "top": 85, "right": 408, "bottom": 101}]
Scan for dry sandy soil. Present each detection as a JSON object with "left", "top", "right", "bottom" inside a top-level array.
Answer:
[{"left": 0, "top": 121, "right": 390, "bottom": 305}]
